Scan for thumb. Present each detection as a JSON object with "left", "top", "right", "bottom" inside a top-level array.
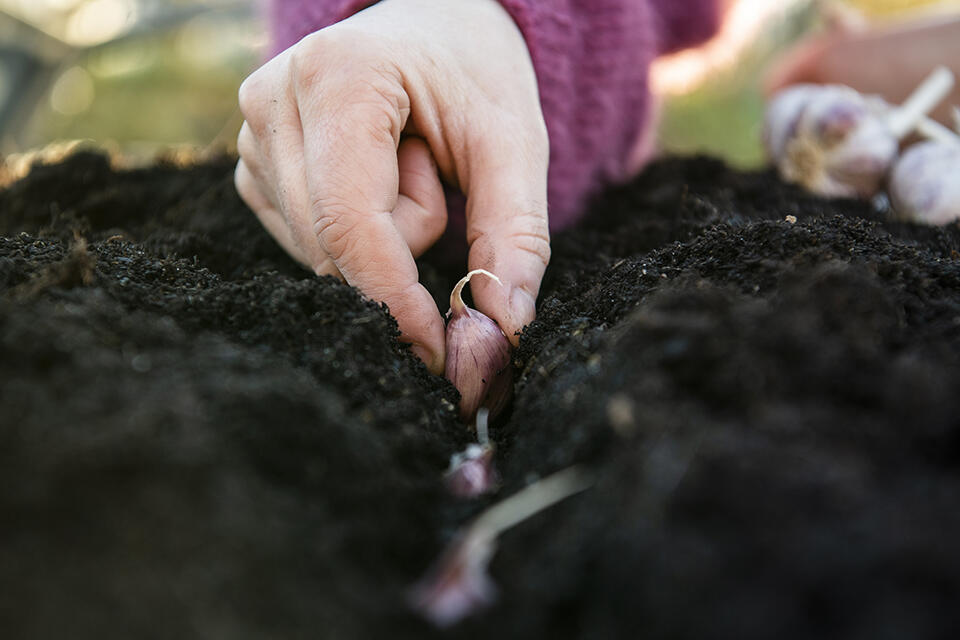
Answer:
[{"left": 464, "top": 134, "right": 550, "bottom": 346}]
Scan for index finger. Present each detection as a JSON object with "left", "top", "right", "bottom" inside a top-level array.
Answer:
[{"left": 294, "top": 42, "right": 445, "bottom": 372}]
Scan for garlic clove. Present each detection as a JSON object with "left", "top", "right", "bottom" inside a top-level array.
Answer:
[
  {"left": 817, "top": 113, "right": 899, "bottom": 198},
  {"left": 408, "top": 530, "right": 497, "bottom": 628},
  {"left": 410, "top": 466, "right": 593, "bottom": 627},
  {"left": 444, "top": 443, "right": 497, "bottom": 498},
  {"left": 889, "top": 140, "right": 960, "bottom": 226},
  {"left": 445, "top": 270, "right": 513, "bottom": 422}
]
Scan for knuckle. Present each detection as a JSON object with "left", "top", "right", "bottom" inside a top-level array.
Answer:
[
  {"left": 506, "top": 213, "right": 551, "bottom": 266},
  {"left": 312, "top": 200, "right": 363, "bottom": 260},
  {"left": 236, "top": 123, "right": 257, "bottom": 161},
  {"left": 290, "top": 32, "right": 405, "bottom": 142},
  {"left": 234, "top": 163, "right": 253, "bottom": 203},
  {"left": 237, "top": 73, "right": 265, "bottom": 121}
]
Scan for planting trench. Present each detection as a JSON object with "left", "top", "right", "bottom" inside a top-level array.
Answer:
[{"left": 1, "top": 152, "right": 960, "bottom": 638}]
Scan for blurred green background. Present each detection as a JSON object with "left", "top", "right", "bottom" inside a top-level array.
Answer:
[{"left": 0, "top": 0, "right": 957, "bottom": 174}]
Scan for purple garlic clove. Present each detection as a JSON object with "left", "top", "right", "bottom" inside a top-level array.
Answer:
[
  {"left": 410, "top": 466, "right": 594, "bottom": 628},
  {"left": 445, "top": 269, "right": 513, "bottom": 422},
  {"left": 408, "top": 531, "right": 497, "bottom": 628},
  {"left": 889, "top": 140, "right": 960, "bottom": 226},
  {"left": 445, "top": 443, "right": 497, "bottom": 498}
]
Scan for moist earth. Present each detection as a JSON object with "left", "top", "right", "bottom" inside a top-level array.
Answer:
[{"left": 1, "top": 152, "right": 959, "bottom": 639}]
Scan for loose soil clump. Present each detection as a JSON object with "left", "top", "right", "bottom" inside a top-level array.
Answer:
[{"left": 2, "top": 152, "right": 959, "bottom": 639}]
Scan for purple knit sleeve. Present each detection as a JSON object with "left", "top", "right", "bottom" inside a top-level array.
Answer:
[
  {"left": 266, "top": 0, "right": 720, "bottom": 230},
  {"left": 650, "top": 0, "right": 723, "bottom": 55},
  {"left": 269, "top": 0, "right": 375, "bottom": 54}
]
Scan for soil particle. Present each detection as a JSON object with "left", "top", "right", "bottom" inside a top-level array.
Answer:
[{"left": 2, "top": 152, "right": 959, "bottom": 639}]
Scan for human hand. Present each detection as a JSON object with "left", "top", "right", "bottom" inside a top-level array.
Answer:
[{"left": 235, "top": 0, "right": 550, "bottom": 374}]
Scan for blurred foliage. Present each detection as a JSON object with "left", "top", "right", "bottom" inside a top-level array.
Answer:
[
  {"left": 849, "top": 0, "right": 960, "bottom": 14},
  {"left": 21, "top": 32, "right": 255, "bottom": 154},
  {"left": 656, "top": 0, "right": 816, "bottom": 168},
  {"left": 0, "top": 1, "right": 261, "bottom": 157}
]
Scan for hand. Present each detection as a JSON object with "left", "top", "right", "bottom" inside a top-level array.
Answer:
[{"left": 235, "top": 0, "right": 550, "bottom": 374}]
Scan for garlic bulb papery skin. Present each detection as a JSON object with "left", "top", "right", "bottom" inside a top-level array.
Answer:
[
  {"left": 445, "top": 269, "right": 513, "bottom": 422},
  {"left": 763, "top": 84, "right": 819, "bottom": 161},
  {"left": 765, "top": 84, "right": 897, "bottom": 198},
  {"left": 889, "top": 140, "right": 960, "bottom": 226}
]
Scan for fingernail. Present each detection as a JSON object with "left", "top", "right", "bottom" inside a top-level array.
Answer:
[
  {"left": 411, "top": 342, "right": 443, "bottom": 375},
  {"left": 509, "top": 286, "right": 537, "bottom": 332}
]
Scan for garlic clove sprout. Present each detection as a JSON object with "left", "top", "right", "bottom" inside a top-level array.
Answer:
[
  {"left": 889, "top": 140, "right": 960, "bottom": 226},
  {"left": 445, "top": 270, "right": 513, "bottom": 422}
]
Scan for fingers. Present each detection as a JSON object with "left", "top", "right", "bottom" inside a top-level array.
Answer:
[
  {"left": 238, "top": 63, "right": 338, "bottom": 276},
  {"left": 294, "top": 42, "right": 446, "bottom": 372},
  {"left": 464, "top": 126, "right": 550, "bottom": 346},
  {"left": 395, "top": 137, "right": 448, "bottom": 257},
  {"left": 235, "top": 158, "right": 310, "bottom": 267}
]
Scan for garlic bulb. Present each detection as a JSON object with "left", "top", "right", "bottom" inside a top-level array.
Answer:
[
  {"left": 764, "top": 67, "right": 955, "bottom": 199},
  {"left": 889, "top": 140, "right": 960, "bottom": 226},
  {"left": 764, "top": 84, "right": 897, "bottom": 198},
  {"left": 444, "top": 270, "right": 513, "bottom": 422}
]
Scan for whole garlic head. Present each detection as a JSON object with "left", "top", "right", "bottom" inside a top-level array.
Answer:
[
  {"left": 764, "top": 84, "right": 898, "bottom": 198},
  {"left": 889, "top": 140, "right": 960, "bottom": 226}
]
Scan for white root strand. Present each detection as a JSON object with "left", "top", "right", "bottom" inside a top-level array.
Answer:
[
  {"left": 886, "top": 66, "right": 955, "bottom": 140},
  {"left": 475, "top": 407, "right": 490, "bottom": 446},
  {"left": 914, "top": 116, "right": 960, "bottom": 146},
  {"left": 472, "top": 465, "right": 594, "bottom": 541}
]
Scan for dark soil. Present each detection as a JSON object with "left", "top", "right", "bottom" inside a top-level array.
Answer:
[{"left": 2, "top": 151, "right": 959, "bottom": 639}]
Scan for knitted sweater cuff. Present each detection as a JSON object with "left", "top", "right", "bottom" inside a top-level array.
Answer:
[{"left": 268, "top": 0, "right": 376, "bottom": 55}]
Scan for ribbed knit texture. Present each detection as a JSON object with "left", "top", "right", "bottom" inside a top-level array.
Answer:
[{"left": 267, "top": 0, "right": 720, "bottom": 230}]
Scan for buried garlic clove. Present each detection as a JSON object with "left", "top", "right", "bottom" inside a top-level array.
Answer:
[
  {"left": 410, "top": 466, "right": 594, "bottom": 627},
  {"left": 445, "top": 270, "right": 513, "bottom": 422},
  {"left": 889, "top": 140, "right": 960, "bottom": 226},
  {"left": 444, "top": 409, "right": 498, "bottom": 497},
  {"left": 444, "top": 443, "right": 497, "bottom": 498}
]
